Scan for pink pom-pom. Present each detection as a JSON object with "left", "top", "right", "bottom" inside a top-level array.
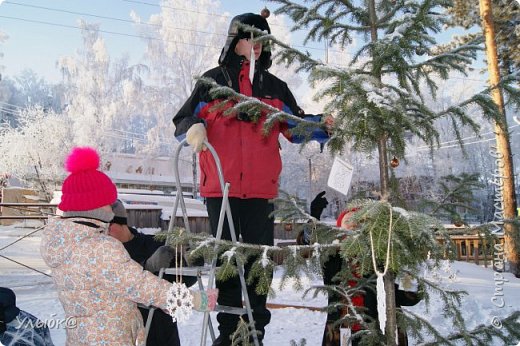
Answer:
[{"left": 65, "top": 147, "right": 100, "bottom": 173}]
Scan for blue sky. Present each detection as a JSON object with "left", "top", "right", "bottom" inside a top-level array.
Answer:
[
  {"left": 0, "top": 0, "right": 486, "bottom": 88},
  {"left": 0, "top": 0, "right": 303, "bottom": 82}
]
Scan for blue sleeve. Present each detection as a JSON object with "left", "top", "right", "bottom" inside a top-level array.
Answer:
[
  {"left": 286, "top": 114, "right": 329, "bottom": 144},
  {"left": 173, "top": 79, "right": 208, "bottom": 140}
]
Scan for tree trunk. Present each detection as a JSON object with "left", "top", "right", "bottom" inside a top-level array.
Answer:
[
  {"left": 384, "top": 271, "right": 398, "bottom": 346},
  {"left": 479, "top": 0, "right": 519, "bottom": 277},
  {"left": 368, "top": 0, "right": 397, "bottom": 344},
  {"left": 378, "top": 136, "right": 390, "bottom": 197}
]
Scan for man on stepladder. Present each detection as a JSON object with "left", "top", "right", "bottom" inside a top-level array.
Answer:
[{"left": 173, "top": 9, "right": 331, "bottom": 346}]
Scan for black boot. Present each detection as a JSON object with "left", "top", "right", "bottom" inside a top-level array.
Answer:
[{"left": 212, "top": 334, "right": 232, "bottom": 346}]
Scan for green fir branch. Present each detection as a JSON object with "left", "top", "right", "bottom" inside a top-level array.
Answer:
[
  {"left": 420, "top": 173, "right": 485, "bottom": 222},
  {"left": 230, "top": 317, "right": 256, "bottom": 346},
  {"left": 198, "top": 76, "right": 327, "bottom": 143}
]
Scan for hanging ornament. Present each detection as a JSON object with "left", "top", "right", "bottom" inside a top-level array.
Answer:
[
  {"left": 390, "top": 156, "right": 399, "bottom": 168},
  {"left": 376, "top": 273, "right": 386, "bottom": 333},
  {"left": 166, "top": 229, "right": 194, "bottom": 323},
  {"left": 261, "top": 7, "right": 270, "bottom": 18},
  {"left": 166, "top": 282, "right": 193, "bottom": 323},
  {"left": 368, "top": 206, "right": 394, "bottom": 335},
  {"left": 249, "top": 31, "right": 255, "bottom": 83}
]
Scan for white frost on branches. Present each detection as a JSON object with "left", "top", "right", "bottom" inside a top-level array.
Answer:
[
  {"left": 365, "top": 84, "right": 399, "bottom": 111},
  {"left": 58, "top": 20, "right": 147, "bottom": 152},
  {"left": 0, "top": 107, "right": 73, "bottom": 196},
  {"left": 260, "top": 246, "right": 270, "bottom": 267},
  {"left": 383, "top": 13, "right": 415, "bottom": 42},
  {"left": 130, "top": 0, "right": 226, "bottom": 156},
  {"left": 222, "top": 246, "right": 237, "bottom": 264},
  {"left": 392, "top": 206, "right": 411, "bottom": 219}
]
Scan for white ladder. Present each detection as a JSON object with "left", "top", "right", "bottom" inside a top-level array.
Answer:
[{"left": 144, "top": 139, "right": 260, "bottom": 346}]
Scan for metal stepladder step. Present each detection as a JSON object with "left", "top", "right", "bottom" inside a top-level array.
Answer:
[{"left": 143, "top": 139, "right": 260, "bottom": 346}]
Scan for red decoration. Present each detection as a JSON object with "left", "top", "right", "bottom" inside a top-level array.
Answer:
[
  {"left": 261, "top": 7, "right": 270, "bottom": 19},
  {"left": 390, "top": 156, "right": 399, "bottom": 168}
]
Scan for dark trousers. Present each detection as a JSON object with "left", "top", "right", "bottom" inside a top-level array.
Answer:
[
  {"left": 206, "top": 197, "right": 274, "bottom": 341},
  {"left": 139, "top": 307, "right": 180, "bottom": 346},
  {"left": 322, "top": 253, "right": 345, "bottom": 346}
]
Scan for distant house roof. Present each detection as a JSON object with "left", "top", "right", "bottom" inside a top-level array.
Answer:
[
  {"left": 101, "top": 152, "right": 195, "bottom": 189},
  {"left": 106, "top": 171, "right": 192, "bottom": 187}
]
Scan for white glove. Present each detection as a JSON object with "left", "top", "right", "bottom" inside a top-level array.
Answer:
[{"left": 186, "top": 123, "right": 207, "bottom": 153}]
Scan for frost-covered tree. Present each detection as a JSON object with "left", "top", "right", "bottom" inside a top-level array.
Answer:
[
  {"left": 0, "top": 107, "right": 73, "bottom": 199},
  {"left": 0, "top": 70, "right": 64, "bottom": 128},
  {"left": 11, "top": 69, "right": 63, "bottom": 112},
  {"left": 130, "top": 0, "right": 227, "bottom": 155},
  {"left": 58, "top": 20, "right": 148, "bottom": 153}
]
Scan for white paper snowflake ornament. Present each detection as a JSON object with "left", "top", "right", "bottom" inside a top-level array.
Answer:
[{"left": 166, "top": 282, "right": 193, "bottom": 323}]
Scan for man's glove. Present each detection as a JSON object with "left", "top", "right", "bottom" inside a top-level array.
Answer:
[
  {"left": 144, "top": 246, "right": 175, "bottom": 273},
  {"left": 296, "top": 225, "right": 312, "bottom": 246},
  {"left": 310, "top": 191, "right": 328, "bottom": 220},
  {"left": 186, "top": 123, "right": 207, "bottom": 153}
]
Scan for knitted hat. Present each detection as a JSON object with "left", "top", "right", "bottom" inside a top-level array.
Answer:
[
  {"left": 0, "top": 287, "right": 20, "bottom": 323},
  {"left": 111, "top": 199, "right": 128, "bottom": 225},
  {"left": 218, "top": 11, "right": 272, "bottom": 69},
  {"left": 58, "top": 147, "right": 117, "bottom": 218},
  {"left": 336, "top": 207, "right": 360, "bottom": 227}
]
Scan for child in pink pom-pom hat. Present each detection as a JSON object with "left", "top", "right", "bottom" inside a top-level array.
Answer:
[{"left": 40, "top": 146, "right": 217, "bottom": 346}]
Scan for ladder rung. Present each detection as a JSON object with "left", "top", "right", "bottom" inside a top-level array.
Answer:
[
  {"left": 138, "top": 304, "right": 248, "bottom": 316},
  {"left": 163, "top": 266, "right": 212, "bottom": 276},
  {"left": 214, "top": 305, "right": 249, "bottom": 315}
]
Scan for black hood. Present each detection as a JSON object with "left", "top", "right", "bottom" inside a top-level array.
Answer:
[
  {"left": 218, "top": 13, "right": 272, "bottom": 69},
  {"left": 0, "top": 287, "right": 20, "bottom": 323}
]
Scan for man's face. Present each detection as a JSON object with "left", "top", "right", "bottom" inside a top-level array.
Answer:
[
  {"left": 108, "top": 223, "right": 126, "bottom": 242},
  {"left": 340, "top": 211, "right": 358, "bottom": 230},
  {"left": 235, "top": 37, "right": 262, "bottom": 61}
]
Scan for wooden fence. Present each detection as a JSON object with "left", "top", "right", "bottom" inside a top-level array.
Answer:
[
  {"left": 440, "top": 234, "right": 505, "bottom": 267},
  {"left": 126, "top": 208, "right": 163, "bottom": 228},
  {"left": 160, "top": 216, "right": 210, "bottom": 234},
  {"left": 0, "top": 203, "right": 57, "bottom": 223}
]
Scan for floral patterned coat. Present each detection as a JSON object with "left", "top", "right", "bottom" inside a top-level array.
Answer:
[{"left": 40, "top": 217, "right": 172, "bottom": 346}]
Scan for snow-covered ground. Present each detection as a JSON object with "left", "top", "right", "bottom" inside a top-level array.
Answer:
[{"left": 1, "top": 221, "right": 519, "bottom": 345}]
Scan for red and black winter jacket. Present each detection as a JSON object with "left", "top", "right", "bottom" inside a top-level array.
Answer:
[{"left": 173, "top": 52, "right": 328, "bottom": 199}]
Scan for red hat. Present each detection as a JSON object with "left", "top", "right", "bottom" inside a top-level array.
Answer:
[
  {"left": 58, "top": 147, "right": 117, "bottom": 211},
  {"left": 336, "top": 207, "right": 360, "bottom": 227}
]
